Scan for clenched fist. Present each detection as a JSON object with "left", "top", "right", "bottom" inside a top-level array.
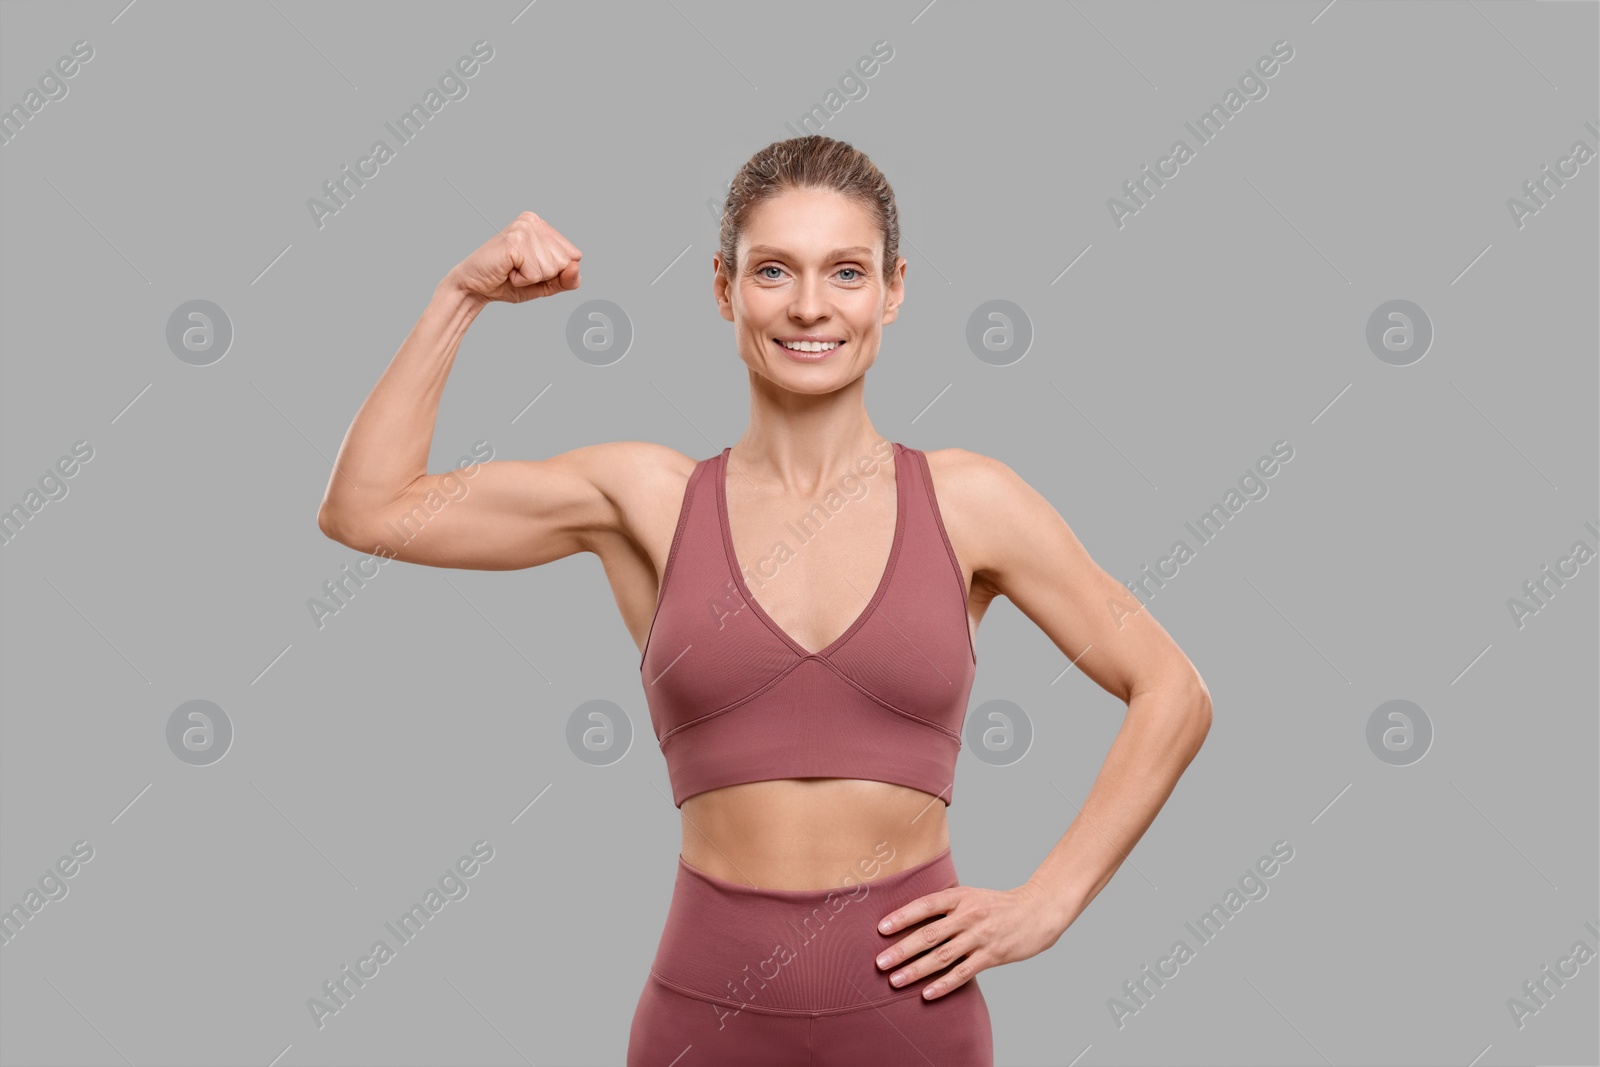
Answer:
[{"left": 447, "top": 211, "right": 582, "bottom": 305}]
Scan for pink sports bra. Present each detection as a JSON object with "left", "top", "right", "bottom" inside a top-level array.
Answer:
[{"left": 639, "top": 441, "right": 977, "bottom": 808}]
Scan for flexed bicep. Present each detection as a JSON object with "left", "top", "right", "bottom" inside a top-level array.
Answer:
[{"left": 323, "top": 441, "right": 647, "bottom": 572}]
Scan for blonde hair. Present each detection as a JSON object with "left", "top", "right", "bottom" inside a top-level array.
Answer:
[{"left": 718, "top": 135, "right": 900, "bottom": 283}]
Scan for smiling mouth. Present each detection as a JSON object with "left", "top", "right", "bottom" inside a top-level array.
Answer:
[{"left": 774, "top": 338, "right": 843, "bottom": 355}]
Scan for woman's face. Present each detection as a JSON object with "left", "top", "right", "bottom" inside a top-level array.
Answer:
[{"left": 714, "top": 187, "right": 906, "bottom": 393}]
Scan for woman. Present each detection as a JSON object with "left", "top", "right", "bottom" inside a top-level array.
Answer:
[{"left": 317, "top": 135, "right": 1211, "bottom": 1065}]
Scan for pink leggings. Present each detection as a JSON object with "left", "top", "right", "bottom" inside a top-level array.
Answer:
[{"left": 627, "top": 846, "right": 993, "bottom": 1066}]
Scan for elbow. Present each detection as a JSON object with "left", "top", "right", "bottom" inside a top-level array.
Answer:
[
  {"left": 318, "top": 504, "right": 395, "bottom": 561},
  {"left": 1126, "top": 671, "right": 1211, "bottom": 757},
  {"left": 317, "top": 503, "right": 355, "bottom": 546},
  {"left": 1138, "top": 671, "right": 1211, "bottom": 751},
  {"left": 1185, "top": 677, "right": 1213, "bottom": 750}
]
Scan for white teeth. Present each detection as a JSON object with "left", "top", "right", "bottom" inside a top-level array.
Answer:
[{"left": 778, "top": 340, "right": 840, "bottom": 353}]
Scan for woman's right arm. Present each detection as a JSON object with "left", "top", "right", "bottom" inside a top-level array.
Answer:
[{"left": 315, "top": 212, "right": 631, "bottom": 571}]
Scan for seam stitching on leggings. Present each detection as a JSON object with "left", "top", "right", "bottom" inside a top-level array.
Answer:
[{"left": 647, "top": 968, "right": 932, "bottom": 1018}]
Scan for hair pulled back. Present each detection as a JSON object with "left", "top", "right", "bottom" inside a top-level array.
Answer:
[{"left": 718, "top": 135, "right": 900, "bottom": 284}]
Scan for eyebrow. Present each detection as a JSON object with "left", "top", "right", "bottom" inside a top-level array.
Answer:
[{"left": 744, "top": 245, "right": 875, "bottom": 262}]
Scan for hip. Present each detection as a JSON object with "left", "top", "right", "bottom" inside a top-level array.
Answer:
[{"left": 628, "top": 845, "right": 993, "bottom": 1064}]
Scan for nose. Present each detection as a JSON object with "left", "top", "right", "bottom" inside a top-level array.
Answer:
[{"left": 789, "top": 272, "right": 828, "bottom": 322}]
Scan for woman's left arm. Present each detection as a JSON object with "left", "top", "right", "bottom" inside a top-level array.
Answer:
[{"left": 875, "top": 449, "right": 1213, "bottom": 1000}]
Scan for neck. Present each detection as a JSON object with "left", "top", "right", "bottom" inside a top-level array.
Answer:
[{"left": 734, "top": 373, "right": 885, "bottom": 486}]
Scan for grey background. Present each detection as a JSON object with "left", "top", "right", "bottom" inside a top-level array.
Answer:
[{"left": 1, "top": 0, "right": 1596, "bottom": 1065}]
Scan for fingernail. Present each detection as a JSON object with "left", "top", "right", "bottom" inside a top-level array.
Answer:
[
  {"left": 879, "top": 920, "right": 892, "bottom": 932},
  {"left": 876, "top": 953, "right": 891, "bottom": 968}
]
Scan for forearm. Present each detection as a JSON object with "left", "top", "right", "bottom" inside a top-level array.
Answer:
[
  {"left": 319, "top": 277, "right": 489, "bottom": 521},
  {"left": 1023, "top": 679, "right": 1211, "bottom": 934}
]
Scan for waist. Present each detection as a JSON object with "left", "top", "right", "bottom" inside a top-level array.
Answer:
[
  {"left": 678, "top": 778, "right": 949, "bottom": 887},
  {"left": 647, "top": 845, "right": 961, "bottom": 1015}
]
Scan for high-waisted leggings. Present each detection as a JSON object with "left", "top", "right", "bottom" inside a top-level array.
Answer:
[{"left": 627, "top": 846, "right": 993, "bottom": 1066}]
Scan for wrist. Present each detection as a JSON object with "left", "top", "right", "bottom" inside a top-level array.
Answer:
[
  {"left": 1021, "top": 877, "right": 1079, "bottom": 937},
  {"left": 436, "top": 273, "right": 489, "bottom": 313}
]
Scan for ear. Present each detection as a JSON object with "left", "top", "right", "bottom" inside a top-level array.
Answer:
[
  {"left": 882, "top": 255, "right": 908, "bottom": 326},
  {"left": 712, "top": 253, "right": 735, "bottom": 323}
]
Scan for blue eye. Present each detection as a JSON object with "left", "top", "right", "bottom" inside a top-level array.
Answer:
[{"left": 756, "top": 266, "right": 863, "bottom": 281}]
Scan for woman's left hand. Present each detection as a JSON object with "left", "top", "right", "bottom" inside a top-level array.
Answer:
[{"left": 874, "top": 882, "right": 1066, "bottom": 999}]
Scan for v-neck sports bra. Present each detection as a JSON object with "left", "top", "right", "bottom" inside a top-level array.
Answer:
[{"left": 639, "top": 441, "right": 978, "bottom": 808}]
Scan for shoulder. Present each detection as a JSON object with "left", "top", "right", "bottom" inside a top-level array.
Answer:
[
  {"left": 590, "top": 440, "right": 704, "bottom": 510},
  {"left": 559, "top": 440, "right": 702, "bottom": 552},
  {"left": 595, "top": 439, "right": 700, "bottom": 480},
  {"left": 915, "top": 446, "right": 1049, "bottom": 587},
  {"left": 916, "top": 445, "right": 1031, "bottom": 514}
]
